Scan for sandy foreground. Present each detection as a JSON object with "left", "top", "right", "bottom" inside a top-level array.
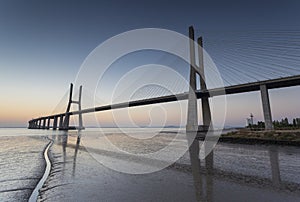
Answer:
[
  {"left": 0, "top": 136, "right": 48, "bottom": 201},
  {"left": 37, "top": 132, "right": 300, "bottom": 202}
]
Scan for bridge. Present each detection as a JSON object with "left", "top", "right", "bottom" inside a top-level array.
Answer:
[{"left": 28, "top": 26, "right": 300, "bottom": 133}]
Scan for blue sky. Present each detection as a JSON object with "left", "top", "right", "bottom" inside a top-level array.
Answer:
[{"left": 0, "top": 0, "right": 300, "bottom": 127}]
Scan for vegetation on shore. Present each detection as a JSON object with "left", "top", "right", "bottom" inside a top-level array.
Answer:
[
  {"left": 247, "top": 117, "right": 300, "bottom": 130},
  {"left": 222, "top": 129, "right": 300, "bottom": 143},
  {"left": 228, "top": 116, "right": 300, "bottom": 144}
]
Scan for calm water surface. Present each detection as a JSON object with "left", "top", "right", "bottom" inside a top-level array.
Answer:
[{"left": 0, "top": 128, "right": 299, "bottom": 201}]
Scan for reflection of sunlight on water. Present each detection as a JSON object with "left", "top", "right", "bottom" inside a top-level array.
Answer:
[
  {"left": 81, "top": 128, "right": 188, "bottom": 174},
  {"left": 80, "top": 128, "right": 300, "bottom": 184}
]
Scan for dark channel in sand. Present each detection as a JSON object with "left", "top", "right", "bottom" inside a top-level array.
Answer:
[{"left": 29, "top": 140, "right": 53, "bottom": 202}]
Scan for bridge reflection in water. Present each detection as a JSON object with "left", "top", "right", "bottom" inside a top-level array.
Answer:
[
  {"left": 41, "top": 130, "right": 300, "bottom": 202},
  {"left": 188, "top": 137, "right": 283, "bottom": 201}
]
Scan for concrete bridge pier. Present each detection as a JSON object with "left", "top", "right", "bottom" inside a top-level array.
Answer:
[
  {"left": 42, "top": 118, "right": 46, "bottom": 129},
  {"left": 62, "top": 114, "right": 70, "bottom": 130},
  {"left": 59, "top": 115, "right": 64, "bottom": 130},
  {"left": 260, "top": 84, "right": 274, "bottom": 130},
  {"left": 53, "top": 116, "right": 58, "bottom": 130},
  {"left": 38, "top": 119, "right": 41, "bottom": 129},
  {"left": 78, "top": 85, "right": 83, "bottom": 130},
  {"left": 46, "top": 117, "right": 51, "bottom": 129},
  {"left": 29, "top": 120, "right": 37, "bottom": 129},
  {"left": 32, "top": 121, "right": 36, "bottom": 129}
]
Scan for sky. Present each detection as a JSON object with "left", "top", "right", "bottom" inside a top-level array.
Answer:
[{"left": 0, "top": 0, "right": 300, "bottom": 127}]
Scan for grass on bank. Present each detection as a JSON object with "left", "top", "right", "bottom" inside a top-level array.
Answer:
[{"left": 222, "top": 129, "right": 300, "bottom": 142}]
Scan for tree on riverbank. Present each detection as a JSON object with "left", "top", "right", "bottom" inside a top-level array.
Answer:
[{"left": 247, "top": 117, "right": 300, "bottom": 130}]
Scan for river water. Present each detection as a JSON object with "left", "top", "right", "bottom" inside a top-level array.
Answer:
[{"left": 0, "top": 128, "right": 299, "bottom": 201}]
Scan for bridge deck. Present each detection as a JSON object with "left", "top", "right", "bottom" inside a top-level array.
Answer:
[{"left": 30, "top": 75, "right": 300, "bottom": 122}]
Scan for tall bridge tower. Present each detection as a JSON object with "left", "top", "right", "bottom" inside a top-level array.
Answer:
[
  {"left": 186, "top": 26, "right": 212, "bottom": 135},
  {"left": 186, "top": 26, "right": 214, "bottom": 173},
  {"left": 61, "top": 83, "right": 84, "bottom": 130}
]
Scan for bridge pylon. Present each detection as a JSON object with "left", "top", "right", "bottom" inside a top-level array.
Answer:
[
  {"left": 186, "top": 26, "right": 214, "bottom": 174},
  {"left": 60, "top": 83, "right": 84, "bottom": 130},
  {"left": 186, "top": 26, "right": 212, "bottom": 136},
  {"left": 186, "top": 26, "right": 198, "bottom": 133}
]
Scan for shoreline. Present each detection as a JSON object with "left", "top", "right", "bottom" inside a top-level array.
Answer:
[
  {"left": 220, "top": 129, "right": 300, "bottom": 146},
  {"left": 218, "top": 136, "right": 300, "bottom": 146},
  {"left": 160, "top": 129, "right": 300, "bottom": 146}
]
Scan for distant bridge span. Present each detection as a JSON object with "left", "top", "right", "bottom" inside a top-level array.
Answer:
[{"left": 28, "top": 74, "right": 300, "bottom": 130}]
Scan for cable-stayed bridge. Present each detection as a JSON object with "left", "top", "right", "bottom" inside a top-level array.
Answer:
[{"left": 28, "top": 26, "right": 300, "bottom": 132}]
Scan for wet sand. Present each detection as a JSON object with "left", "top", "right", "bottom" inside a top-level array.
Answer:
[
  {"left": 38, "top": 131, "right": 300, "bottom": 202},
  {"left": 0, "top": 135, "right": 49, "bottom": 201},
  {"left": 0, "top": 128, "right": 299, "bottom": 201}
]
